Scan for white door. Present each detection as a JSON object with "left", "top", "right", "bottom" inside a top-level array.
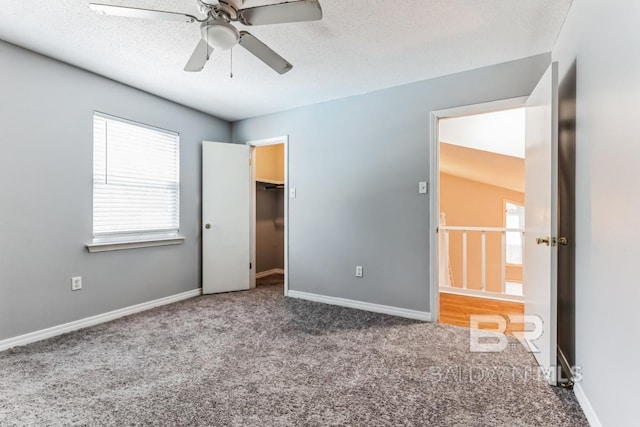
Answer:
[
  {"left": 524, "top": 63, "right": 559, "bottom": 385},
  {"left": 202, "top": 141, "right": 251, "bottom": 294}
]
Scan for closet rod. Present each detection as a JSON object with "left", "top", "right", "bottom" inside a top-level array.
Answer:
[{"left": 259, "top": 184, "right": 285, "bottom": 190}]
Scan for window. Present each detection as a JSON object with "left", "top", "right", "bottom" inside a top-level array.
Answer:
[
  {"left": 92, "top": 112, "right": 180, "bottom": 243},
  {"left": 505, "top": 201, "right": 525, "bottom": 265}
]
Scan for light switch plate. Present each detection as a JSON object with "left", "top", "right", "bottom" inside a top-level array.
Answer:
[
  {"left": 290, "top": 188, "right": 296, "bottom": 199},
  {"left": 419, "top": 181, "right": 428, "bottom": 194}
]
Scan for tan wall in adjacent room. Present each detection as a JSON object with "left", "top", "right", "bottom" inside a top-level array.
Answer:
[
  {"left": 440, "top": 172, "right": 524, "bottom": 293},
  {"left": 255, "top": 144, "right": 285, "bottom": 183}
]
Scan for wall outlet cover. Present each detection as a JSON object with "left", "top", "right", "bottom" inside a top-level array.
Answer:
[{"left": 71, "top": 276, "right": 82, "bottom": 291}]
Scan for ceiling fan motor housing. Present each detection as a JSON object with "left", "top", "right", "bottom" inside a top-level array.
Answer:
[
  {"left": 200, "top": 18, "right": 240, "bottom": 50},
  {"left": 198, "top": 0, "right": 243, "bottom": 21}
]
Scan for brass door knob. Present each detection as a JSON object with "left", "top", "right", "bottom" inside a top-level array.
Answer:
[
  {"left": 556, "top": 237, "right": 568, "bottom": 246},
  {"left": 205, "top": 224, "right": 211, "bottom": 229},
  {"left": 536, "top": 237, "right": 550, "bottom": 246}
]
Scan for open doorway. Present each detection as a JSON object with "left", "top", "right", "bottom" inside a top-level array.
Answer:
[
  {"left": 430, "top": 65, "right": 574, "bottom": 385},
  {"left": 248, "top": 136, "right": 289, "bottom": 295},
  {"left": 433, "top": 103, "right": 527, "bottom": 332}
]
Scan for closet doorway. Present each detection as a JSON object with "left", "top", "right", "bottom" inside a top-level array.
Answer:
[{"left": 248, "top": 136, "right": 289, "bottom": 295}]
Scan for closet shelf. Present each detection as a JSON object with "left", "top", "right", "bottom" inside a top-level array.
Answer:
[{"left": 257, "top": 178, "right": 285, "bottom": 185}]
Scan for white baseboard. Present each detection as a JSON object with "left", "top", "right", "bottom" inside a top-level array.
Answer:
[
  {"left": 574, "top": 383, "right": 602, "bottom": 427},
  {"left": 0, "top": 288, "right": 202, "bottom": 352},
  {"left": 256, "top": 268, "right": 285, "bottom": 279},
  {"left": 287, "top": 290, "right": 431, "bottom": 322}
]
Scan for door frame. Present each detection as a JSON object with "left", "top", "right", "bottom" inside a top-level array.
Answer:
[
  {"left": 247, "top": 135, "right": 290, "bottom": 296},
  {"left": 429, "top": 97, "right": 528, "bottom": 321}
]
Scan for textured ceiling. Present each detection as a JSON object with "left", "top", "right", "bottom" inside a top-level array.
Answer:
[
  {"left": 440, "top": 108, "right": 525, "bottom": 158},
  {"left": 0, "top": 0, "right": 572, "bottom": 121},
  {"left": 440, "top": 143, "right": 524, "bottom": 193}
]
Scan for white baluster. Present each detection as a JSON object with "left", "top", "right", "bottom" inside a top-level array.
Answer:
[
  {"left": 501, "top": 231, "right": 506, "bottom": 294},
  {"left": 445, "top": 230, "right": 450, "bottom": 287},
  {"left": 481, "top": 231, "right": 486, "bottom": 291},
  {"left": 462, "top": 231, "right": 468, "bottom": 290}
]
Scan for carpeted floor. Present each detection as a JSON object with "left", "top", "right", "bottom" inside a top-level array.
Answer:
[{"left": 0, "top": 275, "right": 587, "bottom": 426}]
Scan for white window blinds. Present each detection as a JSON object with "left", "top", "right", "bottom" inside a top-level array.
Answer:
[{"left": 93, "top": 112, "right": 180, "bottom": 239}]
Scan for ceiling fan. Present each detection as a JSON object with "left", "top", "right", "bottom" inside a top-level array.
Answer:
[{"left": 89, "top": 0, "right": 323, "bottom": 74}]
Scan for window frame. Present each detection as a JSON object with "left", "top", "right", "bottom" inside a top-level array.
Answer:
[{"left": 86, "top": 112, "right": 184, "bottom": 253}]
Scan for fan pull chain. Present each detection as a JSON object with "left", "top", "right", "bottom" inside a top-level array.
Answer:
[
  {"left": 206, "top": 26, "right": 210, "bottom": 60},
  {"left": 230, "top": 48, "right": 234, "bottom": 79}
]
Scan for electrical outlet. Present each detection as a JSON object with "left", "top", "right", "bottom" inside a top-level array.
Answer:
[
  {"left": 355, "top": 266, "right": 363, "bottom": 278},
  {"left": 71, "top": 276, "right": 82, "bottom": 291}
]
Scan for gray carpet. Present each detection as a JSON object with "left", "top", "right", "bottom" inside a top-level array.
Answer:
[{"left": 0, "top": 275, "right": 587, "bottom": 426}]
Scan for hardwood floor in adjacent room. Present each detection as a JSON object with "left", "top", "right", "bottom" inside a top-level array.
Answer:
[{"left": 439, "top": 292, "right": 524, "bottom": 335}]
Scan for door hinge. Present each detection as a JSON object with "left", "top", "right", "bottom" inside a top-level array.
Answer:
[{"left": 250, "top": 262, "right": 252, "bottom": 269}]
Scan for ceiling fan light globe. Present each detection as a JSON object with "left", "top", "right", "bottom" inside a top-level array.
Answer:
[{"left": 200, "top": 20, "right": 239, "bottom": 50}]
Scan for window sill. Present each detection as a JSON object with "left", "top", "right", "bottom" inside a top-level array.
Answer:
[{"left": 86, "top": 236, "right": 185, "bottom": 253}]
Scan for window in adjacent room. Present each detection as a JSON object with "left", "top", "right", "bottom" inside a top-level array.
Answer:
[
  {"left": 92, "top": 112, "right": 180, "bottom": 243},
  {"left": 505, "top": 201, "right": 525, "bottom": 265}
]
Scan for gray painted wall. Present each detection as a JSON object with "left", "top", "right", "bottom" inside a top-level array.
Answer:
[
  {"left": 232, "top": 53, "right": 550, "bottom": 312},
  {"left": 0, "top": 40, "right": 231, "bottom": 341},
  {"left": 553, "top": 1, "right": 640, "bottom": 424},
  {"left": 256, "top": 184, "right": 285, "bottom": 273}
]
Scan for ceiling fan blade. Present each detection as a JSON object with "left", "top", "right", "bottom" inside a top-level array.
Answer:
[
  {"left": 239, "top": 32, "right": 293, "bottom": 74},
  {"left": 89, "top": 3, "right": 199, "bottom": 23},
  {"left": 238, "top": 0, "right": 322, "bottom": 26},
  {"left": 184, "top": 39, "right": 214, "bottom": 72},
  {"left": 200, "top": 0, "right": 220, "bottom": 6}
]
